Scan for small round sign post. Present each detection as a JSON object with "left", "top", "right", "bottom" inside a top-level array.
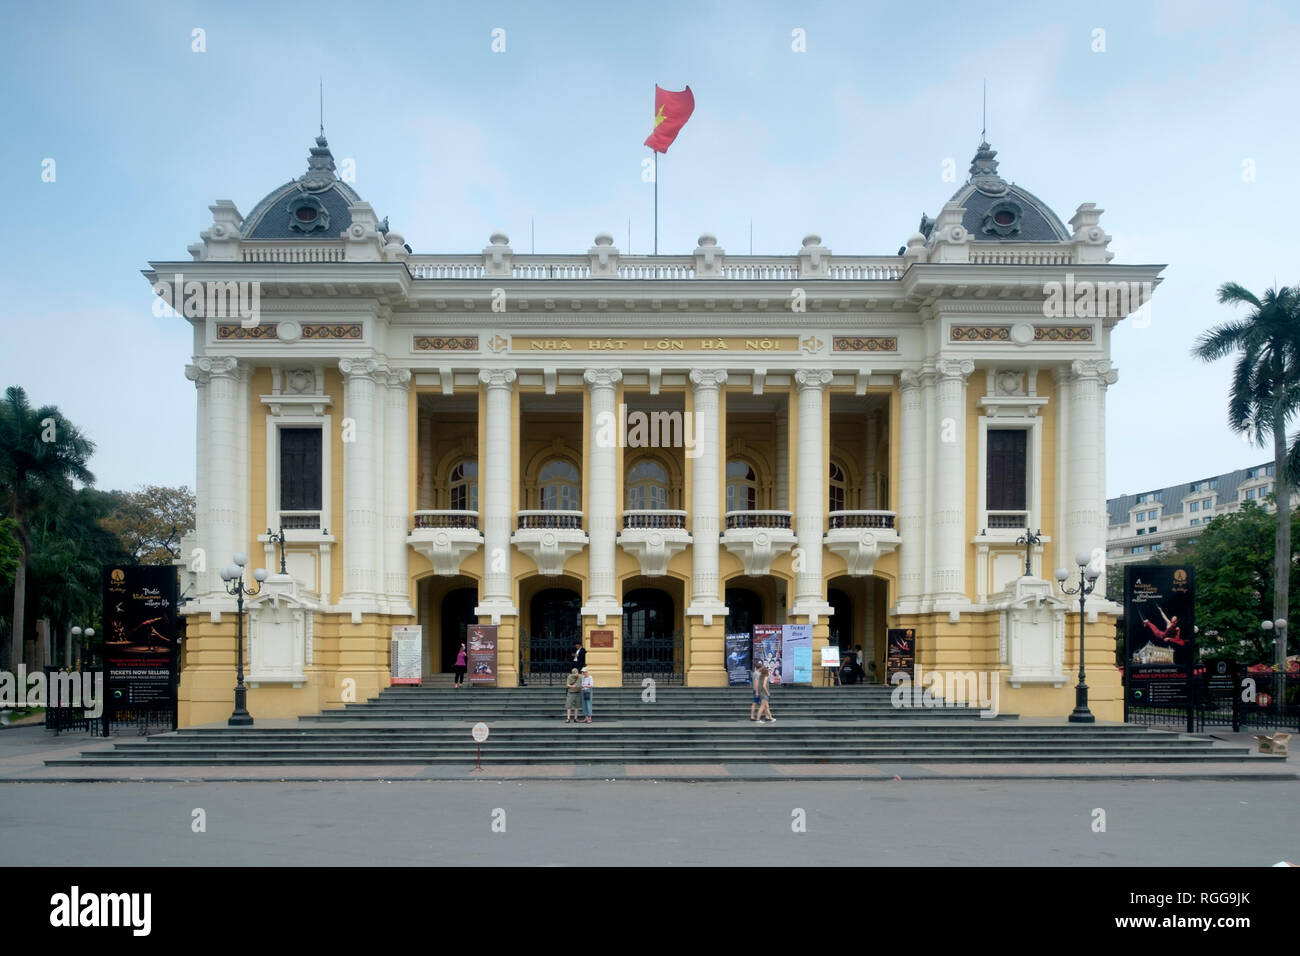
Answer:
[{"left": 471, "top": 722, "right": 489, "bottom": 772}]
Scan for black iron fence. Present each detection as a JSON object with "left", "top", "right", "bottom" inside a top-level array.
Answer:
[
  {"left": 1126, "top": 664, "right": 1299, "bottom": 733},
  {"left": 518, "top": 629, "right": 581, "bottom": 686},
  {"left": 623, "top": 629, "right": 684, "bottom": 686}
]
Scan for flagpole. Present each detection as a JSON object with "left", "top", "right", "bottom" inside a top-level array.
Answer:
[{"left": 654, "top": 151, "right": 659, "bottom": 256}]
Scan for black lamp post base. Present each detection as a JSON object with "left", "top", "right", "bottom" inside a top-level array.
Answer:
[
  {"left": 1068, "top": 709, "right": 1095, "bottom": 723},
  {"left": 229, "top": 683, "right": 253, "bottom": 726},
  {"left": 1068, "top": 681, "right": 1093, "bottom": 722},
  {"left": 228, "top": 711, "right": 254, "bottom": 727}
]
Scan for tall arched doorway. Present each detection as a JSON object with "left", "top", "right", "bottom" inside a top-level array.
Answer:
[
  {"left": 440, "top": 587, "right": 478, "bottom": 673},
  {"left": 623, "top": 587, "right": 682, "bottom": 685},
  {"left": 523, "top": 586, "right": 581, "bottom": 684},
  {"left": 828, "top": 588, "right": 853, "bottom": 653},
  {"left": 724, "top": 587, "right": 764, "bottom": 637}
]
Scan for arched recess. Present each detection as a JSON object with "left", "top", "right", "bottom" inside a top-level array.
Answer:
[
  {"left": 414, "top": 572, "right": 481, "bottom": 675},
  {"left": 522, "top": 445, "right": 583, "bottom": 510},
  {"left": 518, "top": 575, "right": 583, "bottom": 683},
  {"left": 430, "top": 438, "right": 477, "bottom": 510},
  {"left": 626, "top": 450, "right": 684, "bottom": 510}
]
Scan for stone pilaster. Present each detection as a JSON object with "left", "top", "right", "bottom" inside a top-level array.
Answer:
[
  {"left": 186, "top": 356, "right": 240, "bottom": 604},
  {"left": 895, "top": 369, "right": 925, "bottom": 612},
  {"left": 338, "top": 358, "right": 381, "bottom": 607},
  {"left": 685, "top": 369, "right": 728, "bottom": 625},
  {"left": 475, "top": 369, "right": 518, "bottom": 624},
  {"left": 932, "top": 358, "right": 974, "bottom": 612},
  {"left": 582, "top": 368, "right": 623, "bottom": 624},
  {"left": 384, "top": 368, "right": 412, "bottom": 614},
  {"left": 791, "top": 368, "right": 834, "bottom": 623},
  {"left": 1066, "top": 359, "right": 1117, "bottom": 605}
]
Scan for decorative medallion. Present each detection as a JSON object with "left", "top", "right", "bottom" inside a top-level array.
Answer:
[
  {"left": 1034, "top": 325, "right": 1092, "bottom": 342},
  {"left": 951, "top": 326, "right": 1011, "bottom": 342},
  {"left": 287, "top": 194, "right": 330, "bottom": 234},
  {"left": 414, "top": 336, "right": 479, "bottom": 351},
  {"left": 832, "top": 336, "right": 898, "bottom": 352}
]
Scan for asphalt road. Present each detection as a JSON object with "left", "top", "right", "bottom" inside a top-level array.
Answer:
[{"left": 1, "top": 779, "right": 1297, "bottom": 866}]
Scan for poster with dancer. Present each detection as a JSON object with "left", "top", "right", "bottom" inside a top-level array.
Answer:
[
  {"left": 466, "top": 624, "right": 498, "bottom": 686},
  {"left": 725, "top": 633, "right": 752, "bottom": 685},
  {"left": 886, "top": 628, "right": 915, "bottom": 684},
  {"left": 752, "top": 625, "right": 783, "bottom": 685},
  {"left": 1124, "top": 566, "right": 1195, "bottom": 707},
  {"left": 102, "top": 565, "right": 179, "bottom": 714}
]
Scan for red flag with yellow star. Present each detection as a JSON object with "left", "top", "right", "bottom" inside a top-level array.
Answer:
[{"left": 644, "top": 85, "right": 694, "bottom": 153}]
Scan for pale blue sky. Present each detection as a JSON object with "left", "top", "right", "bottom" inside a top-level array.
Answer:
[{"left": 1, "top": 0, "right": 1297, "bottom": 498}]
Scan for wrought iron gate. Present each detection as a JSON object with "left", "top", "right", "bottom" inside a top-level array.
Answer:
[{"left": 622, "top": 628, "right": 684, "bottom": 686}]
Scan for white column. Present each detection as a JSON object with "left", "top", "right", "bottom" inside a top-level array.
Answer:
[
  {"left": 339, "top": 358, "right": 380, "bottom": 606},
  {"left": 686, "top": 369, "right": 728, "bottom": 624},
  {"left": 195, "top": 356, "right": 240, "bottom": 604},
  {"left": 792, "top": 369, "right": 834, "bottom": 622},
  {"left": 896, "top": 369, "right": 925, "bottom": 612},
  {"left": 370, "top": 364, "right": 388, "bottom": 612},
  {"left": 384, "top": 369, "right": 412, "bottom": 613},
  {"left": 1066, "top": 359, "right": 1117, "bottom": 605},
  {"left": 185, "top": 360, "right": 213, "bottom": 597},
  {"left": 475, "top": 369, "right": 518, "bottom": 623},
  {"left": 582, "top": 369, "right": 623, "bottom": 624},
  {"left": 932, "top": 359, "right": 974, "bottom": 611}
]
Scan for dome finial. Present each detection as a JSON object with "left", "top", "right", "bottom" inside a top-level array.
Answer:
[
  {"left": 301, "top": 131, "right": 337, "bottom": 189},
  {"left": 969, "top": 139, "right": 1008, "bottom": 197}
]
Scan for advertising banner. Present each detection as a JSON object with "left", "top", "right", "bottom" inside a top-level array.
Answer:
[
  {"left": 1125, "top": 565, "right": 1195, "bottom": 708},
  {"left": 782, "top": 624, "right": 813, "bottom": 684},
  {"left": 102, "top": 565, "right": 179, "bottom": 717},
  {"left": 725, "top": 633, "right": 752, "bottom": 686},
  {"left": 752, "top": 625, "right": 783, "bottom": 685},
  {"left": 886, "top": 628, "right": 915, "bottom": 685},
  {"left": 466, "top": 624, "right": 499, "bottom": 685},
  {"left": 390, "top": 625, "right": 423, "bottom": 685}
]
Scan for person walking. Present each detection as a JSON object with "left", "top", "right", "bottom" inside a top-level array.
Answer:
[
  {"left": 756, "top": 663, "right": 775, "bottom": 723},
  {"left": 453, "top": 642, "right": 467, "bottom": 688},
  {"left": 750, "top": 662, "right": 763, "bottom": 721},
  {"left": 580, "top": 667, "right": 594, "bottom": 723},
  {"left": 565, "top": 668, "right": 582, "bottom": 723}
]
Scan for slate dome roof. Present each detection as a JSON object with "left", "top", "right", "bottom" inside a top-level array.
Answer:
[
  {"left": 923, "top": 141, "right": 1070, "bottom": 243},
  {"left": 240, "top": 134, "right": 364, "bottom": 240}
]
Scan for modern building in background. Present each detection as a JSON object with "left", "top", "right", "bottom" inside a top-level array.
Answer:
[
  {"left": 1107, "top": 461, "right": 1295, "bottom": 566},
  {"left": 151, "top": 134, "right": 1160, "bottom": 726}
]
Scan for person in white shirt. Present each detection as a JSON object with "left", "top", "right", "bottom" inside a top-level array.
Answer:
[{"left": 580, "top": 667, "right": 595, "bottom": 723}]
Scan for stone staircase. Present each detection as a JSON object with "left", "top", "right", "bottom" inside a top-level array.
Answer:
[{"left": 44, "top": 685, "right": 1274, "bottom": 767}]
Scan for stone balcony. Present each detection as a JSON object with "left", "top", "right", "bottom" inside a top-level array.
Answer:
[
  {"left": 618, "top": 510, "right": 691, "bottom": 577},
  {"left": 407, "top": 510, "right": 482, "bottom": 576},
  {"left": 722, "top": 510, "right": 796, "bottom": 576},
  {"left": 512, "top": 510, "right": 587, "bottom": 576},
  {"left": 824, "top": 510, "right": 901, "bottom": 576}
]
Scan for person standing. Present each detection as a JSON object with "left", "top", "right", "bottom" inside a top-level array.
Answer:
[
  {"left": 453, "top": 642, "right": 467, "bottom": 688},
  {"left": 580, "top": 667, "right": 594, "bottom": 723},
  {"left": 565, "top": 668, "right": 582, "bottom": 723},
  {"left": 571, "top": 641, "right": 587, "bottom": 670},
  {"left": 756, "top": 664, "right": 775, "bottom": 723}
]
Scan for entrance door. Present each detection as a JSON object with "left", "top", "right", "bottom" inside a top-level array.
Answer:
[
  {"left": 525, "top": 588, "right": 581, "bottom": 684},
  {"left": 828, "top": 588, "right": 853, "bottom": 652},
  {"left": 440, "top": 588, "right": 478, "bottom": 673},
  {"left": 623, "top": 588, "right": 682, "bottom": 685},
  {"left": 724, "top": 588, "right": 763, "bottom": 638}
]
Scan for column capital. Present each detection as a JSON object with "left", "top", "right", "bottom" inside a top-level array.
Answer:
[
  {"left": 583, "top": 368, "right": 623, "bottom": 389},
  {"left": 478, "top": 368, "right": 518, "bottom": 389},
  {"left": 338, "top": 357, "right": 381, "bottom": 379},
  {"left": 385, "top": 368, "right": 412, "bottom": 389},
  {"left": 689, "top": 368, "right": 728, "bottom": 390},
  {"left": 186, "top": 355, "right": 239, "bottom": 384},
  {"left": 794, "top": 368, "right": 833, "bottom": 391},
  {"left": 899, "top": 368, "right": 924, "bottom": 391},
  {"left": 936, "top": 358, "right": 975, "bottom": 382},
  {"left": 1070, "top": 358, "right": 1117, "bottom": 385}
]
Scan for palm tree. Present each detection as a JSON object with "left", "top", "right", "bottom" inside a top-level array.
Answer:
[
  {"left": 0, "top": 386, "right": 95, "bottom": 673},
  {"left": 1191, "top": 283, "right": 1300, "bottom": 675}
]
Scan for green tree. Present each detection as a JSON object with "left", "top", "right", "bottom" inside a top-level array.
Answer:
[
  {"left": 0, "top": 517, "right": 18, "bottom": 588},
  {"left": 100, "top": 485, "right": 195, "bottom": 565},
  {"left": 0, "top": 386, "right": 95, "bottom": 672},
  {"left": 1192, "top": 283, "right": 1300, "bottom": 674}
]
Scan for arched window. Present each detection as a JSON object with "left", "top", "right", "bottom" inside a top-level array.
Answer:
[
  {"left": 726, "top": 459, "right": 758, "bottom": 512},
  {"left": 829, "top": 460, "right": 847, "bottom": 512},
  {"left": 450, "top": 460, "right": 478, "bottom": 511},
  {"left": 539, "top": 458, "right": 580, "bottom": 510},
  {"left": 627, "top": 458, "right": 669, "bottom": 510}
]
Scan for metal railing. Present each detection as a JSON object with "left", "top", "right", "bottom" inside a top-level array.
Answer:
[
  {"left": 828, "top": 510, "right": 896, "bottom": 530},
  {"left": 412, "top": 510, "right": 479, "bottom": 530},
  {"left": 516, "top": 510, "right": 584, "bottom": 530},
  {"left": 623, "top": 510, "right": 688, "bottom": 530},
  {"left": 987, "top": 511, "right": 1028, "bottom": 530},
  {"left": 518, "top": 629, "right": 582, "bottom": 687},
  {"left": 725, "top": 510, "right": 793, "bottom": 530},
  {"left": 279, "top": 510, "right": 322, "bottom": 530},
  {"left": 623, "top": 628, "right": 685, "bottom": 686}
]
